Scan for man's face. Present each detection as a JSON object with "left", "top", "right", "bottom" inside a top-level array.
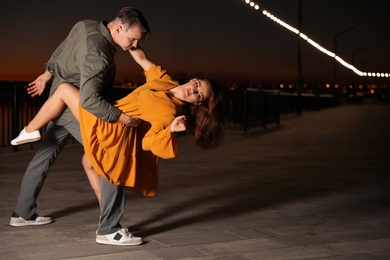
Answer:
[{"left": 114, "top": 25, "right": 143, "bottom": 51}]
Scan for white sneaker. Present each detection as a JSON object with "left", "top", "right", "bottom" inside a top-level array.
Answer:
[
  {"left": 96, "top": 228, "right": 143, "bottom": 246},
  {"left": 11, "top": 127, "right": 41, "bottom": 145},
  {"left": 10, "top": 215, "right": 52, "bottom": 227}
]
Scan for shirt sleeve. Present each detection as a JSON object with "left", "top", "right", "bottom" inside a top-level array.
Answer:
[
  {"left": 78, "top": 53, "right": 121, "bottom": 122},
  {"left": 44, "top": 39, "right": 67, "bottom": 74},
  {"left": 45, "top": 22, "right": 79, "bottom": 74}
]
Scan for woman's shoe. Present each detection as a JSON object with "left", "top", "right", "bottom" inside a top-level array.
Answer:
[{"left": 11, "top": 128, "right": 41, "bottom": 145}]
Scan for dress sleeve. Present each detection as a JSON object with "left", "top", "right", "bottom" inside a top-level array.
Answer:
[
  {"left": 142, "top": 119, "right": 178, "bottom": 159},
  {"left": 142, "top": 64, "right": 178, "bottom": 91}
]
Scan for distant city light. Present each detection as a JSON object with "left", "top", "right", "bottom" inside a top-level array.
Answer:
[{"left": 242, "top": 0, "right": 389, "bottom": 78}]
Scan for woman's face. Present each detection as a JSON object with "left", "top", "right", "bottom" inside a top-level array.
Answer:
[{"left": 181, "top": 79, "right": 212, "bottom": 104}]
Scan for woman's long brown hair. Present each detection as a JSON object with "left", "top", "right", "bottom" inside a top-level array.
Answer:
[{"left": 182, "top": 77, "right": 225, "bottom": 149}]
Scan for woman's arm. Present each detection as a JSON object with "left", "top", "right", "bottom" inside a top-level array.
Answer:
[
  {"left": 128, "top": 47, "right": 152, "bottom": 71},
  {"left": 142, "top": 121, "right": 179, "bottom": 159}
]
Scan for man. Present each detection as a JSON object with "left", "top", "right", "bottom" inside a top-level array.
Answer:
[{"left": 10, "top": 7, "right": 150, "bottom": 246}]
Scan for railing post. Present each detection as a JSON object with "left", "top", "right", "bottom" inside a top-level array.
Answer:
[
  {"left": 12, "top": 84, "right": 19, "bottom": 152},
  {"left": 277, "top": 91, "right": 281, "bottom": 126},
  {"left": 262, "top": 91, "right": 267, "bottom": 129},
  {"left": 243, "top": 88, "right": 248, "bottom": 133}
]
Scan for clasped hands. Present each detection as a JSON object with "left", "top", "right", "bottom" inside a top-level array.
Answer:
[{"left": 117, "top": 113, "right": 141, "bottom": 127}]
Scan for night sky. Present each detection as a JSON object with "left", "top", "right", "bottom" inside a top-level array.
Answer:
[{"left": 1, "top": 0, "right": 389, "bottom": 84}]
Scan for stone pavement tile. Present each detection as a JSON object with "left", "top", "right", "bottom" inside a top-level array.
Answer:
[
  {"left": 9, "top": 243, "right": 116, "bottom": 260},
  {"left": 1, "top": 228, "right": 79, "bottom": 247},
  {"left": 179, "top": 254, "right": 251, "bottom": 260},
  {"left": 373, "top": 250, "right": 390, "bottom": 259},
  {"left": 313, "top": 253, "right": 386, "bottom": 260},
  {"left": 239, "top": 244, "right": 345, "bottom": 260},
  {"left": 242, "top": 216, "right": 307, "bottom": 230},
  {"left": 65, "top": 251, "right": 164, "bottom": 260},
  {"left": 65, "top": 248, "right": 246, "bottom": 260},
  {"left": 192, "top": 237, "right": 285, "bottom": 255},
  {"left": 291, "top": 214, "right": 344, "bottom": 226},
  {"left": 8, "top": 238, "right": 167, "bottom": 260},
  {"left": 363, "top": 216, "right": 390, "bottom": 233},
  {"left": 150, "top": 230, "right": 245, "bottom": 247},
  {"left": 127, "top": 246, "right": 208, "bottom": 259},
  {"left": 327, "top": 238, "right": 390, "bottom": 256},
  {"left": 136, "top": 212, "right": 270, "bottom": 243},
  {"left": 0, "top": 253, "right": 17, "bottom": 260},
  {"left": 314, "top": 222, "right": 389, "bottom": 243},
  {"left": 255, "top": 207, "right": 303, "bottom": 219},
  {"left": 259, "top": 220, "right": 388, "bottom": 243},
  {"left": 270, "top": 235, "right": 326, "bottom": 247}
]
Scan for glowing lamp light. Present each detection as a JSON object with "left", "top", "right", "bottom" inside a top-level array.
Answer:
[{"left": 240, "top": 0, "right": 389, "bottom": 78}]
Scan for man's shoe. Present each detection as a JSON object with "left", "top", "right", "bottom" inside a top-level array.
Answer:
[
  {"left": 96, "top": 228, "right": 143, "bottom": 246},
  {"left": 10, "top": 214, "right": 52, "bottom": 227},
  {"left": 11, "top": 128, "right": 41, "bottom": 145}
]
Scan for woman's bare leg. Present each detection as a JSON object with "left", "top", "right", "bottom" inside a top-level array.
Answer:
[
  {"left": 15, "top": 82, "right": 102, "bottom": 209},
  {"left": 82, "top": 154, "right": 102, "bottom": 208},
  {"left": 23, "top": 82, "right": 102, "bottom": 208},
  {"left": 25, "top": 83, "right": 80, "bottom": 133}
]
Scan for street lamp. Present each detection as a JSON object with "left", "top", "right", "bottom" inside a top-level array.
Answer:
[
  {"left": 352, "top": 48, "right": 366, "bottom": 66},
  {"left": 362, "top": 58, "right": 374, "bottom": 71},
  {"left": 333, "top": 26, "right": 355, "bottom": 85},
  {"left": 297, "top": 0, "right": 304, "bottom": 116},
  {"left": 352, "top": 48, "right": 366, "bottom": 86}
]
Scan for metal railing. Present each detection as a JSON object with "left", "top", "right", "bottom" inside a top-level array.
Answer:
[
  {"left": 1, "top": 82, "right": 49, "bottom": 150},
  {"left": 223, "top": 87, "right": 337, "bottom": 133},
  {"left": 1, "top": 82, "right": 338, "bottom": 149}
]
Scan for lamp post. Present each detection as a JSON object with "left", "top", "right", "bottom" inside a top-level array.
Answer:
[
  {"left": 352, "top": 48, "right": 366, "bottom": 86},
  {"left": 352, "top": 48, "right": 366, "bottom": 66},
  {"left": 333, "top": 26, "right": 355, "bottom": 86},
  {"left": 362, "top": 58, "right": 374, "bottom": 71},
  {"left": 297, "top": 0, "right": 304, "bottom": 116}
]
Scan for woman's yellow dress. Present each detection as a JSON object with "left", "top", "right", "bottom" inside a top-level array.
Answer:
[{"left": 79, "top": 64, "right": 185, "bottom": 196}]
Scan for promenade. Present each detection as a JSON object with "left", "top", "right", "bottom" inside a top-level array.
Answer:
[{"left": 1, "top": 104, "right": 389, "bottom": 260}]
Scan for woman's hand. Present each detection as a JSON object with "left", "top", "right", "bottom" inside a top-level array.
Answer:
[{"left": 171, "top": 115, "right": 186, "bottom": 133}]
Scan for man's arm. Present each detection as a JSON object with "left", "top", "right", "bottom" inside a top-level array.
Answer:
[
  {"left": 28, "top": 34, "right": 68, "bottom": 97},
  {"left": 78, "top": 54, "right": 139, "bottom": 126}
]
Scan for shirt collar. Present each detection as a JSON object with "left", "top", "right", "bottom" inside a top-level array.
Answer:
[{"left": 101, "top": 21, "right": 116, "bottom": 56}]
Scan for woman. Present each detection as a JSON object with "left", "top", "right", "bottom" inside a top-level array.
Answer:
[{"left": 11, "top": 46, "right": 225, "bottom": 203}]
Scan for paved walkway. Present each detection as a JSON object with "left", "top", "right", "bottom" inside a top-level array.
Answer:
[{"left": 1, "top": 104, "right": 389, "bottom": 260}]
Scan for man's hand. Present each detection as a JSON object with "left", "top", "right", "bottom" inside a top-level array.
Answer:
[
  {"left": 26, "top": 70, "right": 52, "bottom": 97},
  {"left": 171, "top": 115, "right": 186, "bottom": 133},
  {"left": 117, "top": 112, "right": 141, "bottom": 127}
]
